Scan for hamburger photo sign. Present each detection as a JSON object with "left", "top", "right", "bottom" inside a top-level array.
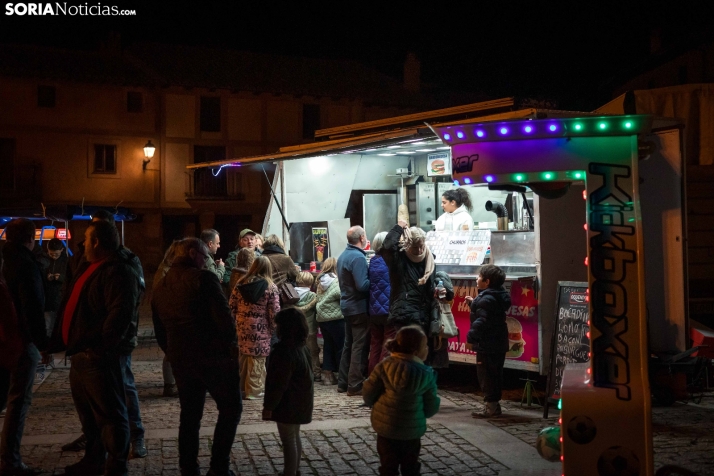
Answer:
[{"left": 427, "top": 152, "right": 451, "bottom": 177}]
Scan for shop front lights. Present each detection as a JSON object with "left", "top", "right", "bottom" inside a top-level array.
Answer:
[
  {"left": 624, "top": 121, "right": 633, "bottom": 129},
  {"left": 476, "top": 130, "right": 485, "bottom": 138},
  {"left": 599, "top": 122, "right": 607, "bottom": 130},
  {"left": 464, "top": 178, "right": 472, "bottom": 184},
  {"left": 456, "top": 131, "right": 465, "bottom": 139},
  {"left": 574, "top": 172, "right": 583, "bottom": 179},
  {"left": 549, "top": 124, "right": 558, "bottom": 132},
  {"left": 453, "top": 179, "right": 460, "bottom": 186},
  {"left": 514, "top": 174, "right": 524, "bottom": 182},
  {"left": 574, "top": 124, "right": 582, "bottom": 131},
  {"left": 543, "top": 172, "right": 554, "bottom": 180},
  {"left": 524, "top": 125, "right": 533, "bottom": 133},
  {"left": 499, "top": 127, "right": 508, "bottom": 135},
  {"left": 443, "top": 133, "right": 451, "bottom": 141},
  {"left": 485, "top": 175, "right": 494, "bottom": 183}
]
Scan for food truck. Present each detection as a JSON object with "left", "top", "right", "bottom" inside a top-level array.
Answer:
[{"left": 189, "top": 100, "right": 686, "bottom": 369}]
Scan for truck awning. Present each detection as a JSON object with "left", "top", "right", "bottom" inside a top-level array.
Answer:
[
  {"left": 186, "top": 108, "right": 563, "bottom": 171},
  {"left": 186, "top": 127, "right": 427, "bottom": 170}
]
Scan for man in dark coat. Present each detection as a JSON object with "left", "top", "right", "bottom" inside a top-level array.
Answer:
[
  {"left": 0, "top": 218, "right": 48, "bottom": 476},
  {"left": 59, "top": 220, "right": 140, "bottom": 476},
  {"left": 152, "top": 238, "right": 242, "bottom": 476},
  {"left": 335, "top": 226, "right": 370, "bottom": 396},
  {"left": 61, "top": 210, "right": 147, "bottom": 459}
]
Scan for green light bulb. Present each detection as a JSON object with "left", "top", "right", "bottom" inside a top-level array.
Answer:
[
  {"left": 544, "top": 173, "right": 553, "bottom": 180},
  {"left": 558, "top": 399, "right": 562, "bottom": 410},
  {"left": 599, "top": 123, "right": 607, "bottom": 130},
  {"left": 574, "top": 172, "right": 582, "bottom": 179},
  {"left": 515, "top": 174, "right": 524, "bottom": 181},
  {"left": 574, "top": 124, "right": 582, "bottom": 131},
  {"left": 625, "top": 121, "right": 632, "bottom": 129}
]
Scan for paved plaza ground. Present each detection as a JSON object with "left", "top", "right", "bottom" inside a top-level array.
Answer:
[{"left": 3, "top": 332, "right": 713, "bottom": 475}]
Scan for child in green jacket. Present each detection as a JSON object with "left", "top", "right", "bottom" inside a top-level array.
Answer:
[{"left": 363, "top": 325, "right": 440, "bottom": 475}]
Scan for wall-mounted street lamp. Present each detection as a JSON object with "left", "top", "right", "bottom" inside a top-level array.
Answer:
[{"left": 143, "top": 140, "right": 156, "bottom": 171}]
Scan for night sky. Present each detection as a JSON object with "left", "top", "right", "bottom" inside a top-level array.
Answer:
[{"left": 1, "top": 0, "right": 711, "bottom": 110}]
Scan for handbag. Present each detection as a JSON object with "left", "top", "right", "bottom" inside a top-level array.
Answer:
[
  {"left": 276, "top": 273, "right": 300, "bottom": 305},
  {"left": 437, "top": 301, "right": 459, "bottom": 339}
]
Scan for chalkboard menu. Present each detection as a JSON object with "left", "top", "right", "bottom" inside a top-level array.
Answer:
[{"left": 547, "top": 281, "right": 590, "bottom": 399}]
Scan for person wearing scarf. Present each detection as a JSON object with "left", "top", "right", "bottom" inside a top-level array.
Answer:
[{"left": 379, "top": 220, "right": 438, "bottom": 339}]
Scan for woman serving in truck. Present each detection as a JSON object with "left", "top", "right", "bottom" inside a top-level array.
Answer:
[{"left": 434, "top": 188, "right": 474, "bottom": 231}]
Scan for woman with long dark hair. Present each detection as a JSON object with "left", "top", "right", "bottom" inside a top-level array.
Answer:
[{"left": 435, "top": 187, "right": 474, "bottom": 231}]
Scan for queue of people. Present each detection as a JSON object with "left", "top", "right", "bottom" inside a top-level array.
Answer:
[{"left": 0, "top": 191, "right": 510, "bottom": 476}]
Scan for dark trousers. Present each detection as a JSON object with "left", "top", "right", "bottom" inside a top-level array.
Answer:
[
  {"left": 476, "top": 352, "right": 506, "bottom": 402},
  {"left": 377, "top": 435, "right": 421, "bottom": 476},
  {"left": 0, "top": 343, "right": 40, "bottom": 469},
  {"left": 172, "top": 357, "right": 242, "bottom": 476},
  {"left": 368, "top": 318, "right": 393, "bottom": 375},
  {"left": 119, "top": 354, "right": 144, "bottom": 441},
  {"left": 338, "top": 313, "right": 370, "bottom": 391},
  {"left": 69, "top": 351, "right": 130, "bottom": 476},
  {"left": 319, "top": 319, "right": 345, "bottom": 372}
]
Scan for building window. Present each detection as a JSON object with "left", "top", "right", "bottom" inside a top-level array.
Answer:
[
  {"left": 193, "top": 146, "right": 226, "bottom": 196},
  {"left": 94, "top": 144, "right": 117, "bottom": 174},
  {"left": 0, "top": 138, "right": 15, "bottom": 189},
  {"left": 200, "top": 96, "right": 221, "bottom": 132},
  {"left": 302, "top": 104, "right": 321, "bottom": 139},
  {"left": 37, "top": 85, "right": 56, "bottom": 108},
  {"left": 127, "top": 91, "right": 143, "bottom": 112}
]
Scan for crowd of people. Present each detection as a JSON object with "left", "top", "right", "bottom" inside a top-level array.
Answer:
[{"left": 0, "top": 206, "right": 512, "bottom": 476}]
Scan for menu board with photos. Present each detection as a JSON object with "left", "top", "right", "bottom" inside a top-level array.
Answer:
[{"left": 425, "top": 230, "right": 491, "bottom": 266}]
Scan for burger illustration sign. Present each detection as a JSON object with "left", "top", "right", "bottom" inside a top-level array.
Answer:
[{"left": 427, "top": 152, "right": 451, "bottom": 177}]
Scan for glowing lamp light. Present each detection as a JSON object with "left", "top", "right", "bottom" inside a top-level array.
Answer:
[
  {"left": 485, "top": 175, "right": 494, "bottom": 183},
  {"left": 499, "top": 127, "right": 508, "bottom": 135},
  {"left": 586, "top": 331, "right": 590, "bottom": 338},
  {"left": 524, "top": 125, "right": 533, "bottom": 133},
  {"left": 476, "top": 130, "right": 485, "bottom": 138},
  {"left": 625, "top": 121, "right": 633, "bottom": 129},
  {"left": 599, "top": 122, "right": 607, "bottom": 130},
  {"left": 456, "top": 131, "right": 465, "bottom": 139},
  {"left": 584, "top": 257, "right": 589, "bottom": 266},
  {"left": 549, "top": 124, "right": 557, "bottom": 132},
  {"left": 464, "top": 178, "right": 472, "bottom": 184},
  {"left": 443, "top": 133, "right": 451, "bottom": 141},
  {"left": 515, "top": 174, "right": 524, "bottom": 181},
  {"left": 453, "top": 180, "right": 459, "bottom": 186},
  {"left": 544, "top": 172, "right": 553, "bottom": 180},
  {"left": 582, "top": 190, "right": 587, "bottom": 200},
  {"left": 557, "top": 399, "right": 562, "bottom": 410},
  {"left": 142, "top": 140, "right": 155, "bottom": 171},
  {"left": 574, "top": 123, "right": 582, "bottom": 131},
  {"left": 587, "top": 368, "right": 591, "bottom": 374},
  {"left": 583, "top": 224, "right": 587, "bottom": 231}
]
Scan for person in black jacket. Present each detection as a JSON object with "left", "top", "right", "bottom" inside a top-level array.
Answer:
[
  {"left": 0, "top": 218, "right": 47, "bottom": 476},
  {"left": 39, "top": 238, "right": 68, "bottom": 338},
  {"left": 465, "top": 264, "right": 511, "bottom": 418},
  {"left": 152, "top": 238, "right": 242, "bottom": 476},
  {"left": 262, "top": 308, "right": 314, "bottom": 476},
  {"left": 379, "top": 221, "right": 438, "bottom": 336},
  {"left": 58, "top": 220, "right": 140, "bottom": 476},
  {"left": 61, "top": 210, "right": 147, "bottom": 459}
]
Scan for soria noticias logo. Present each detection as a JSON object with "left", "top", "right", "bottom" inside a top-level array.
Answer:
[{"left": 4, "top": 3, "right": 137, "bottom": 16}]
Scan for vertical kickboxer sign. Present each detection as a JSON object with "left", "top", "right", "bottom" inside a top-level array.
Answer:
[{"left": 588, "top": 163, "right": 636, "bottom": 401}]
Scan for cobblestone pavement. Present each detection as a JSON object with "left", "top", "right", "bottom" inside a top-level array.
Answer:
[
  {"left": 19, "top": 424, "right": 508, "bottom": 476},
  {"left": 4, "top": 328, "right": 713, "bottom": 475}
]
